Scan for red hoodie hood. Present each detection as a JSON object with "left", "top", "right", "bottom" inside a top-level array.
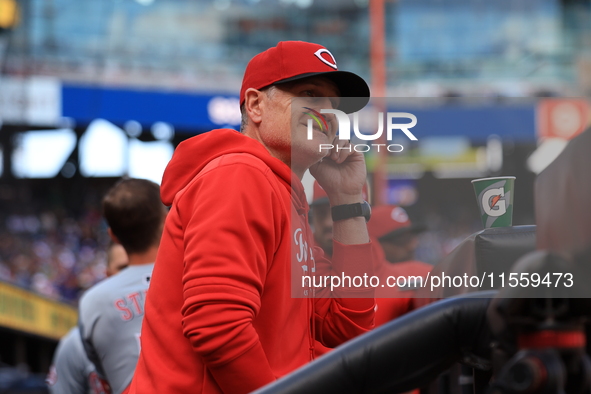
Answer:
[{"left": 161, "top": 129, "right": 308, "bottom": 213}]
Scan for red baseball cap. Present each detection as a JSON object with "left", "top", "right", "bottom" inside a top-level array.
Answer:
[
  {"left": 367, "top": 205, "right": 426, "bottom": 240},
  {"left": 311, "top": 180, "right": 370, "bottom": 206},
  {"left": 240, "top": 41, "right": 370, "bottom": 114}
]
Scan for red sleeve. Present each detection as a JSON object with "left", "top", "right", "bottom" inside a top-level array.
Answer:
[
  {"left": 313, "top": 241, "right": 376, "bottom": 348},
  {"left": 177, "top": 159, "right": 282, "bottom": 394}
]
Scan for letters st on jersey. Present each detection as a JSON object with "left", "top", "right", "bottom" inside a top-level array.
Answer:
[{"left": 291, "top": 97, "right": 418, "bottom": 157}]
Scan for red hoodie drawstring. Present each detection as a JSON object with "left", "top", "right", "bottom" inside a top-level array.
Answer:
[{"left": 303, "top": 211, "right": 316, "bottom": 360}]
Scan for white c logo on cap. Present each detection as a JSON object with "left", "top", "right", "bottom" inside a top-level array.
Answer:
[
  {"left": 391, "top": 207, "right": 408, "bottom": 223},
  {"left": 314, "top": 49, "right": 338, "bottom": 70}
]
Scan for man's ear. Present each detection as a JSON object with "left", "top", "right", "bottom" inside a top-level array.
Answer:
[
  {"left": 107, "top": 228, "right": 120, "bottom": 244},
  {"left": 244, "top": 88, "right": 264, "bottom": 125}
]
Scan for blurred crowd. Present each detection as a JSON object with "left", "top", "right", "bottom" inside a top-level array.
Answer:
[
  {"left": 0, "top": 204, "right": 481, "bottom": 305},
  {"left": 0, "top": 208, "right": 111, "bottom": 304}
]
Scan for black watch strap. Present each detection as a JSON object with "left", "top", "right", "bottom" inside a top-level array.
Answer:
[{"left": 331, "top": 201, "right": 371, "bottom": 222}]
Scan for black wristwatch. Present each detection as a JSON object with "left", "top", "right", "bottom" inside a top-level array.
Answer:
[{"left": 331, "top": 201, "right": 371, "bottom": 222}]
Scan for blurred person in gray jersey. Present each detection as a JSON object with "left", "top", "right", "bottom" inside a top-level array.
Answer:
[
  {"left": 46, "top": 243, "right": 129, "bottom": 394},
  {"left": 78, "top": 178, "right": 167, "bottom": 394}
]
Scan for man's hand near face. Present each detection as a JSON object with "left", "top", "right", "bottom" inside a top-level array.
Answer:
[{"left": 310, "top": 144, "right": 369, "bottom": 246}]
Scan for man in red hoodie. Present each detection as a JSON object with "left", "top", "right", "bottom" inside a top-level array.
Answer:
[
  {"left": 128, "top": 41, "right": 375, "bottom": 394},
  {"left": 368, "top": 205, "right": 432, "bottom": 327}
]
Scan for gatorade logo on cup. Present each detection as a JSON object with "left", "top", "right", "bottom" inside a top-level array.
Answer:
[
  {"left": 482, "top": 188, "right": 506, "bottom": 217},
  {"left": 472, "top": 176, "right": 515, "bottom": 228}
]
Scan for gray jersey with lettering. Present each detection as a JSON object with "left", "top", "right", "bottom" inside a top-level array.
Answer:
[
  {"left": 79, "top": 264, "right": 153, "bottom": 394},
  {"left": 47, "top": 327, "right": 95, "bottom": 394}
]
